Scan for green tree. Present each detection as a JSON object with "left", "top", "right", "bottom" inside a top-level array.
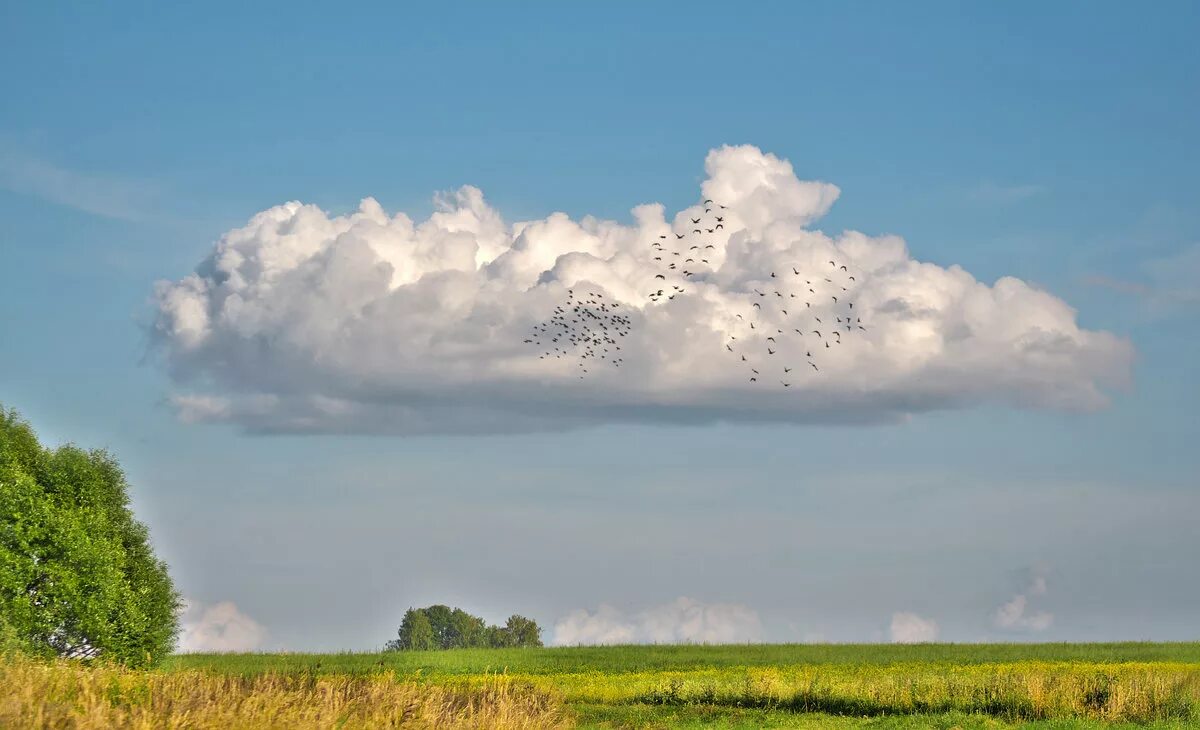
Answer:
[
  {"left": 447, "top": 607, "right": 486, "bottom": 649},
  {"left": 503, "top": 614, "right": 543, "bottom": 648},
  {"left": 484, "top": 623, "right": 512, "bottom": 648},
  {"left": 387, "top": 605, "right": 543, "bottom": 651},
  {"left": 0, "top": 407, "right": 180, "bottom": 666},
  {"left": 386, "top": 608, "right": 435, "bottom": 651},
  {"left": 421, "top": 604, "right": 455, "bottom": 649}
]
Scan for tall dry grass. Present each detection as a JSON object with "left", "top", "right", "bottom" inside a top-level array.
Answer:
[{"left": 0, "top": 655, "right": 571, "bottom": 729}]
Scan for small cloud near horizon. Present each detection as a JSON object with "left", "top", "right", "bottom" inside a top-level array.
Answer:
[
  {"left": 889, "top": 612, "right": 940, "bottom": 643},
  {"left": 993, "top": 567, "right": 1054, "bottom": 633},
  {"left": 552, "top": 597, "right": 763, "bottom": 646},
  {"left": 177, "top": 599, "right": 267, "bottom": 653}
]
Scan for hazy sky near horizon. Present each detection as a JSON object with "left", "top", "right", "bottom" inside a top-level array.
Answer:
[{"left": 2, "top": 2, "right": 1198, "bottom": 650}]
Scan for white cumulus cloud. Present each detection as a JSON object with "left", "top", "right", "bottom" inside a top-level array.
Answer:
[
  {"left": 889, "top": 612, "right": 939, "bottom": 643},
  {"left": 177, "top": 600, "right": 267, "bottom": 653},
  {"left": 552, "top": 597, "right": 763, "bottom": 646},
  {"left": 151, "top": 145, "right": 1132, "bottom": 435}
]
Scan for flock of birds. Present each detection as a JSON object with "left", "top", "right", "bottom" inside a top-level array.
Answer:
[
  {"left": 645, "top": 199, "right": 726, "bottom": 303},
  {"left": 524, "top": 289, "right": 632, "bottom": 378},
  {"left": 522, "top": 199, "right": 871, "bottom": 387},
  {"left": 724, "top": 256, "right": 866, "bottom": 387}
]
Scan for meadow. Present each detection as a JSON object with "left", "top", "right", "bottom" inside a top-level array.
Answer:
[{"left": 7, "top": 643, "right": 1200, "bottom": 728}]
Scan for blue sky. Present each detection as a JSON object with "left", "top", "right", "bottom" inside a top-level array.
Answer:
[{"left": 2, "top": 2, "right": 1198, "bottom": 649}]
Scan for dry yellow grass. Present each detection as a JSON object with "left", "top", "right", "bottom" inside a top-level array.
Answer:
[{"left": 0, "top": 656, "right": 571, "bottom": 729}]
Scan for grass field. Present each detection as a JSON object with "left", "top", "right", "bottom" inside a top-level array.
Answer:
[{"left": 8, "top": 644, "right": 1200, "bottom": 728}]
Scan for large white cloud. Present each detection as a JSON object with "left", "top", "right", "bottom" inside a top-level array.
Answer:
[
  {"left": 552, "top": 597, "right": 763, "bottom": 646},
  {"left": 151, "top": 145, "right": 1132, "bottom": 434}
]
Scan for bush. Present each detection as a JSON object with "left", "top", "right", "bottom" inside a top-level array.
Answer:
[{"left": 0, "top": 406, "right": 180, "bottom": 666}]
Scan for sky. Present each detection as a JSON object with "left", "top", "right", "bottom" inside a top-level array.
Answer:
[{"left": 1, "top": 2, "right": 1198, "bottom": 650}]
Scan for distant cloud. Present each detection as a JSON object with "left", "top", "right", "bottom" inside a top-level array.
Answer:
[
  {"left": 1141, "top": 243, "right": 1200, "bottom": 311},
  {"left": 967, "top": 181, "right": 1047, "bottom": 205},
  {"left": 552, "top": 597, "right": 763, "bottom": 646},
  {"left": 889, "top": 612, "right": 939, "bottom": 643},
  {"left": 0, "top": 147, "right": 160, "bottom": 221},
  {"left": 177, "top": 599, "right": 267, "bottom": 652},
  {"left": 1082, "top": 243, "right": 1200, "bottom": 316},
  {"left": 150, "top": 144, "right": 1131, "bottom": 435},
  {"left": 993, "top": 568, "right": 1054, "bottom": 633},
  {"left": 1080, "top": 274, "right": 1150, "bottom": 297}
]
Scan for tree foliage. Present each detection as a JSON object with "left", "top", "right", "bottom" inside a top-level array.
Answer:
[
  {"left": 386, "top": 605, "right": 542, "bottom": 650},
  {"left": 391, "top": 608, "right": 436, "bottom": 650},
  {"left": 0, "top": 407, "right": 180, "bottom": 666}
]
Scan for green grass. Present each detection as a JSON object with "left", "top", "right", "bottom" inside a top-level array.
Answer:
[
  {"left": 166, "top": 644, "right": 1200, "bottom": 728},
  {"left": 167, "top": 642, "right": 1200, "bottom": 676},
  {"left": 572, "top": 704, "right": 1199, "bottom": 729}
]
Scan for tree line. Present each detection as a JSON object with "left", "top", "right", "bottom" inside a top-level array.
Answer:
[{"left": 386, "top": 605, "right": 543, "bottom": 650}]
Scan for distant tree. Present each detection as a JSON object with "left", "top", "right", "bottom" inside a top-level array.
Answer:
[
  {"left": 386, "top": 608, "right": 435, "bottom": 651},
  {"left": 447, "top": 608, "right": 487, "bottom": 649},
  {"left": 503, "top": 614, "right": 543, "bottom": 648},
  {"left": 0, "top": 407, "right": 180, "bottom": 666},
  {"left": 386, "top": 604, "right": 542, "bottom": 651},
  {"left": 421, "top": 604, "right": 455, "bottom": 649},
  {"left": 484, "top": 623, "right": 512, "bottom": 648}
]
